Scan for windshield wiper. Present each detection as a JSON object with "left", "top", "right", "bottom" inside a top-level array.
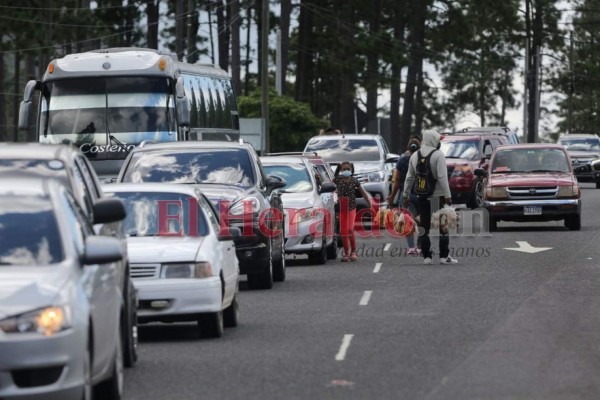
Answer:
[
  {"left": 528, "top": 169, "right": 565, "bottom": 173},
  {"left": 492, "top": 170, "right": 525, "bottom": 174},
  {"left": 109, "top": 135, "right": 131, "bottom": 154}
]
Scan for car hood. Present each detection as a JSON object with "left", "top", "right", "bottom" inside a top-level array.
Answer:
[
  {"left": 489, "top": 172, "right": 576, "bottom": 187},
  {"left": 127, "top": 237, "right": 204, "bottom": 264},
  {"left": 567, "top": 150, "right": 600, "bottom": 160},
  {"left": 0, "top": 266, "right": 71, "bottom": 318},
  {"left": 280, "top": 192, "right": 317, "bottom": 210}
]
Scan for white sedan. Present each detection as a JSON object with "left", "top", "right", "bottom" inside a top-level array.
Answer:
[{"left": 104, "top": 184, "right": 240, "bottom": 338}]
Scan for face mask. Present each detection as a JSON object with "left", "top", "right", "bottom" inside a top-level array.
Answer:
[{"left": 340, "top": 170, "right": 352, "bottom": 177}]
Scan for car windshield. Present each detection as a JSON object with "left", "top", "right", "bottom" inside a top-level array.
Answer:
[
  {"left": 0, "top": 196, "right": 64, "bottom": 265},
  {"left": 304, "top": 138, "right": 381, "bottom": 162},
  {"left": 107, "top": 192, "right": 208, "bottom": 237},
  {"left": 122, "top": 149, "right": 255, "bottom": 186},
  {"left": 440, "top": 140, "right": 479, "bottom": 160},
  {"left": 491, "top": 148, "right": 571, "bottom": 174},
  {"left": 263, "top": 164, "right": 313, "bottom": 193},
  {"left": 560, "top": 138, "right": 600, "bottom": 152}
]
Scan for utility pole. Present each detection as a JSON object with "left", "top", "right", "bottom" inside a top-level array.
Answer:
[
  {"left": 568, "top": 30, "right": 574, "bottom": 134},
  {"left": 276, "top": 28, "right": 282, "bottom": 95},
  {"left": 523, "top": 38, "right": 528, "bottom": 140},
  {"left": 261, "top": 0, "right": 269, "bottom": 153}
]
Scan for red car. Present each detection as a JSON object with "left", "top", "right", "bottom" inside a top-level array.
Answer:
[
  {"left": 476, "top": 144, "right": 581, "bottom": 231},
  {"left": 440, "top": 134, "right": 508, "bottom": 208}
]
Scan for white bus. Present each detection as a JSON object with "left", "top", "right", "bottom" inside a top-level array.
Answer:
[{"left": 19, "top": 47, "right": 239, "bottom": 178}]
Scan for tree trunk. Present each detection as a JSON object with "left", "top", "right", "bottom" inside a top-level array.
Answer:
[
  {"left": 244, "top": 2, "right": 252, "bottom": 95},
  {"left": 230, "top": 0, "right": 241, "bottom": 93},
  {"left": 146, "top": 0, "right": 160, "bottom": 49},
  {"left": 366, "top": 0, "right": 381, "bottom": 123},
  {"left": 401, "top": 0, "right": 426, "bottom": 149},
  {"left": 295, "top": 0, "right": 314, "bottom": 104},
  {"left": 390, "top": 0, "right": 406, "bottom": 153},
  {"left": 0, "top": 53, "right": 5, "bottom": 142},
  {"left": 414, "top": 68, "right": 424, "bottom": 137},
  {"left": 187, "top": 0, "right": 199, "bottom": 63},
  {"left": 208, "top": 2, "right": 216, "bottom": 64},
  {"left": 175, "top": 0, "right": 186, "bottom": 61},
  {"left": 279, "top": 0, "right": 291, "bottom": 95},
  {"left": 217, "top": 0, "right": 230, "bottom": 70}
]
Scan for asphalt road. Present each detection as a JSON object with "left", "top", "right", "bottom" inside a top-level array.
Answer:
[{"left": 124, "top": 183, "right": 600, "bottom": 400}]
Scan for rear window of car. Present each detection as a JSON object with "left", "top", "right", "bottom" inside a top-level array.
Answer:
[
  {"left": 440, "top": 139, "right": 479, "bottom": 160},
  {"left": 263, "top": 164, "right": 313, "bottom": 193},
  {"left": 0, "top": 195, "right": 64, "bottom": 265},
  {"left": 560, "top": 138, "right": 600, "bottom": 151},
  {"left": 304, "top": 138, "right": 381, "bottom": 162},
  {"left": 122, "top": 149, "right": 255, "bottom": 186},
  {"left": 107, "top": 191, "right": 209, "bottom": 237}
]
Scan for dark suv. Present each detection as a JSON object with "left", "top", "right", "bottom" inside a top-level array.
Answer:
[
  {"left": 0, "top": 143, "right": 138, "bottom": 368},
  {"left": 117, "top": 141, "right": 286, "bottom": 290},
  {"left": 440, "top": 134, "right": 509, "bottom": 208}
]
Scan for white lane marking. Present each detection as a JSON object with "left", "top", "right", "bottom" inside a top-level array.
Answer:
[
  {"left": 373, "top": 262, "right": 382, "bottom": 273},
  {"left": 384, "top": 243, "right": 391, "bottom": 252},
  {"left": 503, "top": 241, "right": 552, "bottom": 253},
  {"left": 359, "top": 291, "right": 372, "bottom": 306},
  {"left": 335, "top": 334, "right": 354, "bottom": 361}
]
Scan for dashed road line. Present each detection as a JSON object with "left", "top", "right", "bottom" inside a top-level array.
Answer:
[
  {"left": 359, "top": 290, "right": 372, "bottom": 306},
  {"left": 335, "top": 334, "right": 354, "bottom": 361},
  {"left": 384, "top": 243, "right": 391, "bottom": 252},
  {"left": 373, "top": 262, "right": 382, "bottom": 273}
]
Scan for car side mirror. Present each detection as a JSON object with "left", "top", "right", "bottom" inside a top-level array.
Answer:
[
  {"left": 19, "top": 80, "right": 40, "bottom": 130},
  {"left": 93, "top": 198, "right": 127, "bottom": 224},
  {"left": 319, "top": 182, "right": 336, "bottom": 194},
  {"left": 474, "top": 168, "right": 487, "bottom": 177},
  {"left": 83, "top": 236, "right": 124, "bottom": 265},
  {"left": 385, "top": 153, "right": 400, "bottom": 164},
  {"left": 266, "top": 175, "right": 287, "bottom": 191},
  {"left": 218, "top": 226, "right": 241, "bottom": 241}
]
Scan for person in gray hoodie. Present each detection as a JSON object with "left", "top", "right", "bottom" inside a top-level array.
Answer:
[{"left": 402, "top": 129, "right": 458, "bottom": 265}]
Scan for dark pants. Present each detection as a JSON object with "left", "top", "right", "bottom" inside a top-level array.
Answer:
[{"left": 417, "top": 196, "right": 449, "bottom": 259}]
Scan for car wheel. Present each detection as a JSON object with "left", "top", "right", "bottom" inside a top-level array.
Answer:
[
  {"left": 596, "top": 181, "right": 600, "bottom": 189},
  {"left": 247, "top": 241, "right": 273, "bottom": 290},
  {"left": 198, "top": 311, "right": 224, "bottom": 338},
  {"left": 81, "top": 345, "right": 92, "bottom": 400},
  {"left": 94, "top": 323, "right": 124, "bottom": 400},
  {"left": 223, "top": 292, "right": 239, "bottom": 328},
  {"left": 326, "top": 234, "right": 338, "bottom": 260},
  {"left": 565, "top": 214, "right": 581, "bottom": 230},
  {"left": 308, "top": 237, "right": 327, "bottom": 265},
  {"left": 469, "top": 180, "right": 484, "bottom": 209},
  {"left": 272, "top": 233, "right": 286, "bottom": 282},
  {"left": 122, "top": 276, "right": 138, "bottom": 368}
]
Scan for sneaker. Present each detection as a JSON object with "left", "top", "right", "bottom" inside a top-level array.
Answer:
[
  {"left": 423, "top": 258, "right": 433, "bottom": 265},
  {"left": 341, "top": 256, "right": 350, "bottom": 262},
  {"left": 407, "top": 247, "right": 420, "bottom": 256},
  {"left": 440, "top": 257, "right": 458, "bottom": 265}
]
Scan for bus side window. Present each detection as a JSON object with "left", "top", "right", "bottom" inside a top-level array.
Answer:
[
  {"left": 183, "top": 75, "right": 200, "bottom": 129},
  {"left": 222, "top": 79, "right": 237, "bottom": 129},
  {"left": 214, "top": 78, "right": 228, "bottom": 129},
  {"left": 200, "top": 77, "right": 215, "bottom": 129}
]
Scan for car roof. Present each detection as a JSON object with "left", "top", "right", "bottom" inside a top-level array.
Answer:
[
  {"left": 442, "top": 134, "right": 501, "bottom": 141},
  {"left": 260, "top": 155, "right": 310, "bottom": 165},
  {"left": 306, "top": 134, "right": 382, "bottom": 141},
  {"left": 132, "top": 141, "right": 253, "bottom": 152},
  {"left": 455, "top": 127, "right": 516, "bottom": 134},
  {"left": 0, "top": 143, "right": 79, "bottom": 161},
  {"left": 0, "top": 176, "right": 54, "bottom": 196},
  {"left": 496, "top": 143, "right": 566, "bottom": 151},
  {"left": 558, "top": 133, "right": 599, "bottom": 139},
  {"left": 103, "top": 183, "right": 203, "bottom": 197}
]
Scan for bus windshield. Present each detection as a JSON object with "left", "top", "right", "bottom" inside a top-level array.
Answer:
[{"left": 38, "top": 77, "right": 177, "bottom": 158}]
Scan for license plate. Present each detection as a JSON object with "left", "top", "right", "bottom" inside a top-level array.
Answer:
[{"left": 524, "top": 206, "right": 542, "bottom": 215}]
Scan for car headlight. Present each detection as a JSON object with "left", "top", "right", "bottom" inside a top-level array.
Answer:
[
  {"left": 367, "top": 171, "right": 384, "bottom": 182},
  {"left": 558, "top": 185, "right": 579, "bottom": 198},
  {"left": 160, "top": 262, "right": 213, "bottom": 279},
  {"left": 486, "top": 186, "right": 507, "bottom": 200},
  {"left": 229, "top": 197, "right": 261, "bottom": 216},
  {"left": 290, "top": 208, "right": 316, "bottom": 224},
  {"left": 0, "top": 306, "right": 72, "bottom": 336}
]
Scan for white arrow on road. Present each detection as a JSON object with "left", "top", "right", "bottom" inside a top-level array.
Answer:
[{"left": 503, "top": 241, "right": 552, "bottom": 254}]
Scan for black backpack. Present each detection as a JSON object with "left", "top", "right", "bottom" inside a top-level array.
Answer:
[{"left": 413, "top": 150, "right": 437, "bottom": 197}]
